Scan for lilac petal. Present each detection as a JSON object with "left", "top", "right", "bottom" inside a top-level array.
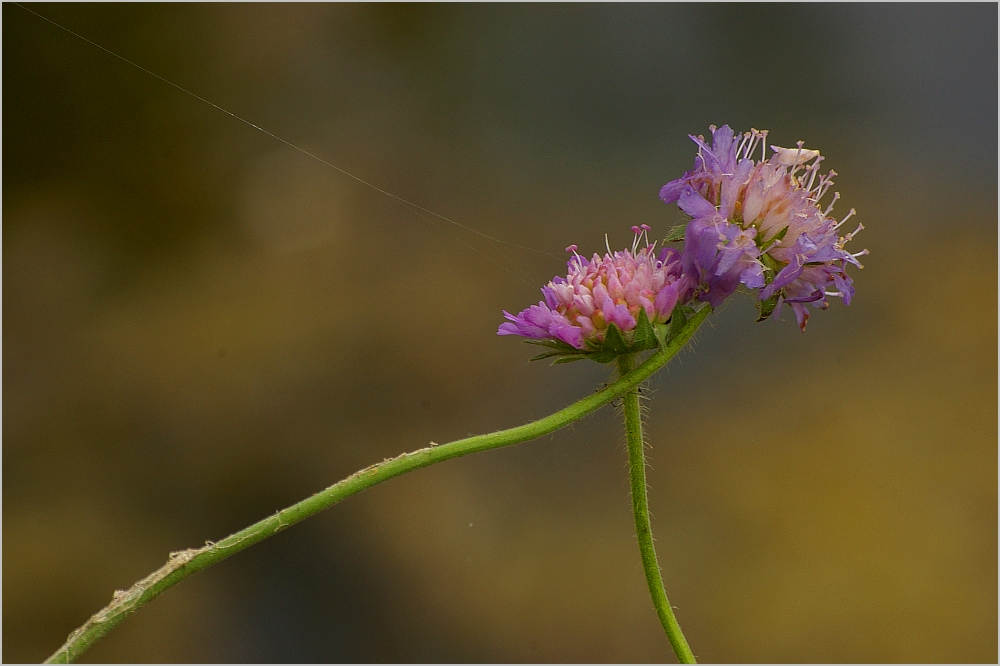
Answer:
[
  {"left": 784, "top": 288, "right": 825, "bottom": 304},
  {"left": 740, "top": 261, "right": 765, "bottom": 289},
  {"left": 805, "top": 245, "right": 844, "bottom": 264},
  {"left": 713, "top": 125, "right": 738, "bottom": 173},
  {"left": 607, "top": 302, "right": 636, "bottom": 331},
  {"left": 682, "top": 217, "right": 720, "bottom": 280},
  {"left": 654, "top": 281, "right": 680, "bottom": 316},
  {"left": 511, "top": 303, "right": 559, "bottom": 338},
  {"left": 551, "top": 323, "right": 585, "bottom": 349},
  {"left": 711, "top": 125, "right": 735, "bottom": 156},
  {"left": 704, "top": 268, "right": 742, "bottom": 307},
  {"left": 676, "top": 274, "right": 697, "bottom": 303},
  {"left": 714, "top": 245, "right": 745, "bottom": 276},
  {"left": 833, "top": 270, "right": 854, "bottom": 305},
  {"left": 677, "top": 185, "right": 718, "bottom": 219},
  {"left": 790, "top": 302, "right": 810, "bottom": 331},
  {"left": 657, "top": 246, "right": 682, "bottom": 268},
  {"left": 541, "top": 286, "right": 558, "bottom": 309},
  {"left": 713, "top": 227, "right": 756, "bottom": 275},
  {"left": 497, "top": 322, "right": 521, "bottom": 336},
  {"left": 688, "top": 133, "right": 715, "bottom": 159},
  {"left": 659, "top": 178, "right": 687, "bottom": 204},
  {"left": 499, "top": 307, "right": 549, "bottom": 338},
  {"left": 771, "top": 254, "right": 805, "bottom": 290},
  {"left": 519, "top": 304, "right": 553, "bottom": 327}
]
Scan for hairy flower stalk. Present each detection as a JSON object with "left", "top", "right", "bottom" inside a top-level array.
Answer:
[
  {"left": 498, "top": 229, "right": 705, "bottom": 661},
  {"left": 660, "top": 125, "right": 868, "bottom": 330},
  {"left": 618, "top": 353, "right": 696, "bottom": 663}
]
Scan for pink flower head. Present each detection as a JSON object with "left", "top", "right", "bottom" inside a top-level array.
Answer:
[
  {"left": 661, "top": 125, "right": 868, "bottom": 330},
  {"left": 498, "top": 226, "right": 694, "bottom": 350}
]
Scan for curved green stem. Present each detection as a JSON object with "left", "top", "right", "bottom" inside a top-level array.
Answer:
[
  {"left": 617, "top": 353, "right": 696, "bottom": 664},
  {"left": 44, "top": 306, "right": 709, "bottom": 664}
]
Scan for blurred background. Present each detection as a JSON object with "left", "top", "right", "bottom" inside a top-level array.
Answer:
[{"left": 4, "top": 3, "right": 996, "bottom": 663}]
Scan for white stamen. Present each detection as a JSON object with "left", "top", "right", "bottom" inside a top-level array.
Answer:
[
  {"left": 822, "top": 192, "right": 841, "bottom": 216},
  {"left": 832, "top": 208, "right": 856, "bottom": 231},
  {"left": 791, "top": 141, "right": 805, "bottom": 178},
  {"left": 744, "top": 129, "right": 764, "bottom": 163},
  {"left": 736, "top": 132, "right": 751, "bottom": 160},
  {"left": 843, "top": 222, "right": 865, "bottom": 242},
  {"left": 605, "top": 233, "right": 613, "bottom": 256},
  {"left": 805, "top": 156, "right": 824, "bottom": 192},
  {"left": 815, "top": 177, "right": 835, "bottom": 202}
]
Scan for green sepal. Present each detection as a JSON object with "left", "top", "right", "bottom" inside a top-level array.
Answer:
[
  {"left": 760, "top": 225, "right": 789, "bottom": 248},
  {"left": 551, "top": 355, "right": 586, "bottom": 365},
  {"left": 759, "top": 252, "right": 782, "bottom": 283},
  {"left": 630, "top": 308, "right": 658, "bottom": 353},
  {"left": 586, "top": 350, "right": 621, "bottom": 364},
  {"left": 667, "top": 302, "right": 688, "bottom": 341},
  {"left": 602, "top": 323, "right": 629, "bottom": 354},
  {"left": 654, "top": 322, "right": 670, "bottom": 348},
  {"left": 580, "top": 322, "right": 632, "bottom": 364},
  {"left": 756, "top": 293, "right": 781, "bottom": 322},
  {"left": 523, "top": 338, "right": 581, "bottom": 353},
  {"left": 529, "top": 350, "right": 574, "bottom": 362},
  {"left": 524, "top": 338, "right": 591, "bottom": 363},
  {"left": 755, "top": 254, "right": 784, "bottom": 323},
  {"left": 663, "top": 225, "right": 686, "bottom": 243},
  {"left": 523, "top": 307, "right": 678, "bottom": 365}
]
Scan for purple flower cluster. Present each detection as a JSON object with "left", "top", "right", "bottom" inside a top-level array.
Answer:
[
  {"left": 499, "top": 125, "right": 867, "bottom": 351},
  {"left": 498, "top": 226, "right": 692, "bottom": 350},
  {"left": 660, "top": 125, "right": 867, "bottom": 330}
]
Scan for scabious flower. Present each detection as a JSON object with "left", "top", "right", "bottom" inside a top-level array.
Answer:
[
  {"left": 660, "top": 125, "right": 868, "bottom": 330},
  {"left": 498, "top": 226, "right": 693, "bottom": 351}
]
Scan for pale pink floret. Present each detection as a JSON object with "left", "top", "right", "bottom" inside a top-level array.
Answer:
[{"left": 498, "top": 227, "right": 693, "bottom": 349}]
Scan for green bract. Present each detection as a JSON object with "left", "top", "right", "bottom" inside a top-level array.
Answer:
[{"left": 524, "top": 303, "right": 698, "bottom": 364}]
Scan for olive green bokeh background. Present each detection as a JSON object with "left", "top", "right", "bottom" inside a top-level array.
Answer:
[{"left": 4, "top": 3, "right": 996, "bottom": 663}]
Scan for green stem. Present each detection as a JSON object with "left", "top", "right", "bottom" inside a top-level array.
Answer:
[
  {"left": 44, "top": 306, "right": 710, "bottom": 664},
  {"left": 617, "top": 353, "right": 696, "bottom": 664}
]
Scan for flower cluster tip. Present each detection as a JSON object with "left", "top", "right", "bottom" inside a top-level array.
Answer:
[{"left": 499, "top": 124, "right": 867, "bottom": 358}]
